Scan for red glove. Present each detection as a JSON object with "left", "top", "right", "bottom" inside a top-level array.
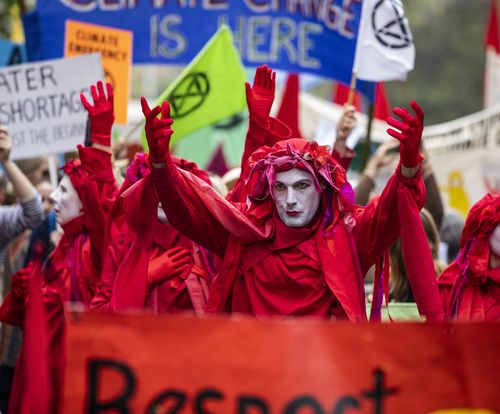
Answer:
[
  {"left": 245, "top": 64, "right": 276, "bottom": 123},
  {"left": 11, "top": 262, "right": 36, "bottom": 303},
  {"left": 80, "top": 81, "right": 114, "bottom": 147},
  {"left": 147, "top": 246, "right": 192, "bottom": 289},
  {"left": 386, "top": 100, "right": 424, "bottom": 168},
  {"left": 141, "top": 97, "right": 173, "bottom": 164}
]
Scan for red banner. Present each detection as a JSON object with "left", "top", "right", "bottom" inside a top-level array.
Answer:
[{"left": 64, "top": 312, "right": 500, "bottom": 413}]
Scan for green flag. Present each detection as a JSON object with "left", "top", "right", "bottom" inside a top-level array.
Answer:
[{"left": 142, "top": 25, "right": 246, "bottom": 148}]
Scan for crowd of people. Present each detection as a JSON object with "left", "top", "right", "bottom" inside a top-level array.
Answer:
[{"left": 0, "top": 65, "right": 498, "bottom": 412}]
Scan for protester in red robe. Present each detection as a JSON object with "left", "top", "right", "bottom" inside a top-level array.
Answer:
[
  {"left": 140, "top": 86, "right": 443, "bottom": 320},
  {"left": 0, "top": 81, "right": 118, "bottom": 413},
  {"left": 438, "top": 193, "right": 500, "bottom": 321},
  {"left": 90, "top": 152, "right": 217, "bottom": 314}
]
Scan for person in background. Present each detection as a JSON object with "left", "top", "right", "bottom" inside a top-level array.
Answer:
[
  {"left": 0, "top": 124, "right": 44, "bottom": 414},
  {"left": 389, "top": 208, "right": 446, "bottom": 302},
  {"left": 438, "top": 193, "right": 500, "bottom": 321},
  {"left": 91, "top": 153, "right": 216, "bottom": 314}
]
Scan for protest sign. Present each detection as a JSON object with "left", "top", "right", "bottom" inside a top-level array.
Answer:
[
  {"left": 0, "top": 54, "right": 103, "bottom": 160},
  {"left": 64, "top": 312, "right": 500, "bottom": 413},
  {"left": 64, "top": 20, "right": 132, "bottom": 124},
  {"left": 142, "top": 25, "right": 246, "bottom": 148},
  {"left": 22, "top": 0, "right": 375, "bottom": 98}
]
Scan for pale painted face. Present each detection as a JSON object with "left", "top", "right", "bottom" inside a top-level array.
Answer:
[
  {"left": 489, "top": 225, "right": 500, "bottom": 257},
  {"left": 50, "top": 175, "right": 83, "bottom": 225},
  {"left": 273, "top": 168, "right": 321, "bottom": 228}
]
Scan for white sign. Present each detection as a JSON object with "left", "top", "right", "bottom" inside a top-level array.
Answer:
[{"left": 0, "top": 54, "right": 103, "bottom": 160}]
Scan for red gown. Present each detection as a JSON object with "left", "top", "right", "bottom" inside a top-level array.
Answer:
[
  {"left": 91, "top": 158, "right": 215, "bottom": 314},
  {"left": 438, "top": 193, "right": 500, "bottom": 321},
  {"left": 0, "top": 145, "right": 118, "bottom": 414},
  {"left": 150, "top": 136, "right": 433, "bottom": 321}
]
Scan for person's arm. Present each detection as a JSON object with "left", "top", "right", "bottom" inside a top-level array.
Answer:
[
  {"left": 77, "top": 82, "right": 119, "bottom": 274},
  {"left": 421, "top": 151, "right": 444, "bottom": 229},
  {"left": 332, "top": 104, "right": 357, "bottom": 171},
  {"left": 0, "top": 126, "right": 44, "bottom": 245},
  {"left": 353, "top": 101, "right": 426, "bottom": 272},
  {"left": 143, "top": 98, "right": 234, "bottom": 257}
]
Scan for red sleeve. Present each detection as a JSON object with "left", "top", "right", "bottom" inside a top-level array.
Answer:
[
  {"left": 151, "top": 157, "right": 230, "bottom": 258},
  {"left": 0, "top": 292, "right": 25, "bottom": 327},
  {"left": 352, "top": 164, "right": 426, "bottom": 275},
  {"left": 77, "top": 146, "right": 119, "bottom": 273},
  {"left": 90, "top": 233, "right": 131, "bottom": 310}
]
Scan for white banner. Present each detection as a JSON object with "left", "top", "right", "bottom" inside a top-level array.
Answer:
[
  {"left": 353, "top": 0, "right": 415, "bottom": 81},
  {"left": 0, "top": 54, "right": 103, "bottom": 160}
]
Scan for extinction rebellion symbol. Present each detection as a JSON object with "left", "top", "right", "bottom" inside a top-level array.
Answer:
[
  {"left": 168, "top": 72, "right": 210, "bottom": 119},
  {"left": 371, "top": 0, "right": 413, "bottom": 49}
]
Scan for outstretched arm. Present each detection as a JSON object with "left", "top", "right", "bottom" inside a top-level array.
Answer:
[
  {"left": 229, "top": 65, "right": 291, "bottom": 202},
  {"left": 354, "top": 101, "right": 426, "bottom": 272},
  {"left": 143, "top": 97, "right": 237, "bottom": 257},
  {"left": 77, "top": 81, "right": 119, "bottom": 275}
]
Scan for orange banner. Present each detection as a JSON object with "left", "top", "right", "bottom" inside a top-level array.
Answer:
[
  {"left": 64, "top": 312, "right": 500, "bottom": 413},
  {"left": 64, "top": 20, "right": 132, "bottom": 125}
]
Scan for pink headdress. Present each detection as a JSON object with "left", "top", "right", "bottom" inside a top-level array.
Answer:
[{"left": 245, "top": 138, "right": 355, "bottom": 211}]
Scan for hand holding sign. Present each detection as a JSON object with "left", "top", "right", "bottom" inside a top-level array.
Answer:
[
  {"left": 141, "top": 97, "right": 173, "bottom": 165},
  {"left": 80, "top": 81, "right": 114, "bottom": 147},
  {"left": 0, "top": 125, "right": 12, "bottom": 163}
]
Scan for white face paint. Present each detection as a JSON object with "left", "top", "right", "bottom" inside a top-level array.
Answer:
[
  {"left": 273, "top": 168, "right": 321, "bottom": 228},
  {"left": 489, "top": 225, "right": 500, "bottom": 257},
  {"left": 157, "top": 202, "right": 168, "bottom": 224},
  {"left": 50, "top": 175, "right": 83, "bottom": 226}
]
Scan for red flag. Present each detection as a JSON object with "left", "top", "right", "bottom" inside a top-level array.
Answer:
[
  {"left": 332, "top": 81, "right": 363, "bottom": 112},
  {"left": 276, "top": 73, "right": 304, "bottom": 138},
  {"left": 373, "top": 83, "right": 391, "bottom": 121},
  {"left": 484, "top": 0, "right": 500, "bottom": 107}
]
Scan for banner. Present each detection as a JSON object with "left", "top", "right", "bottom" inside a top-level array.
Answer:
[
  {"left": 64, "top": 311, "right": 500, "bottom": 413},
  {"left": 353, "top": 0, "right": 415, "bottom": 81},
  {"left": 151, "top": 25, "right": 246, "bottom": 146},
  {"left": 64, "top": 20, "right": 133, "bottom": 125},
  {"left": 22, "top": 0, "right": 375, "bottom": 98},
  {"left": 0, "top": 54, "right": 103, "bottom": 160}
]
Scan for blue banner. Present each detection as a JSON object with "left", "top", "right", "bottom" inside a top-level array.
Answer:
[{"left": 23, "top": 0, "right": 375, "bottom": 98}]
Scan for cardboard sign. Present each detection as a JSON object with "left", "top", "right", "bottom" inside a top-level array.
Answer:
[
  {"left": 64, "top": 20, "right": 132, "bottom": 125},
  {"left": 0, "top": 54, "right": 103, "bottom": 160},
  {"left": 64, "top": 312, "right": 500, "bottom": 413}
]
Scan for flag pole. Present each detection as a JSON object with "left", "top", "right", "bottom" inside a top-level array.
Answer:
[{"left": 347, "top": 72, "right": 357, "bottom": 105}]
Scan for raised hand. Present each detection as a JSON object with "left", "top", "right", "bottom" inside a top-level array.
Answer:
[
  {"left": 386, "top": 100, "right": 424, "bottom": 169},
  {"left": 336, "top": 104, "right": 357, "bottom": 143},
  {"left": 141, "top": 97, "right": 173, "bottom": 165},
  {"left": 245, "top": 64, "right": 276, "bottom": 122},
  {"left": 147, "top": 246, "right": 192, "bottom": 289},
  {"left": 80, "top": 81, "right": 115, "bottom": 147},
  {"left": 11, "top": 262, "right": 37, "bottom": 302},
  {"left": 0, "top": 125, "right": 12, "bottom": 163}
]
